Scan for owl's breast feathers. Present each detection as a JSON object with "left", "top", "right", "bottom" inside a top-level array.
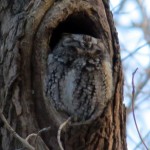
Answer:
[{"left": 46, "top": 34, "right": 112, "bottom": 123}]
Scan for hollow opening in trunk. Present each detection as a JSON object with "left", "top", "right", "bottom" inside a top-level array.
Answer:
[{"left": 50, "top": 11, "right": 100, "bottom": 49}]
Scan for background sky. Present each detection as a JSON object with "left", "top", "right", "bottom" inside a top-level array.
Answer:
[{"left": 110, "top": 0, "right": 150, "bottom": 150}]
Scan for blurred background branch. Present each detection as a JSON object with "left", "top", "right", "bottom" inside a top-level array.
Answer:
[{"left": 110, "top": 0, "right": 150, "bottom": 149}]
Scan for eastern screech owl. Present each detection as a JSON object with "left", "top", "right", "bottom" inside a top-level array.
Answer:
[{"left": 45, "top": 34, "right": 112, "bottom": 122}]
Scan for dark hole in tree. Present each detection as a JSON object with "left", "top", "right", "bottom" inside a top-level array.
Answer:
[{"left": 50, "top": 11, "right": 101, "bottom": 50}]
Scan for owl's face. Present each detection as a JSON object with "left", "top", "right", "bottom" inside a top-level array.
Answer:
[
  {"left": 46, "top": 34, "right": 112, "bottom": 121},
  {"left": 51, "top": 34, "right": 108, "bottom": 71}
]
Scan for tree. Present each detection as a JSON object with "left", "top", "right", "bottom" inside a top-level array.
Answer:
[{"left": 0, "top": 0, "right": 127, "bottom": 149}]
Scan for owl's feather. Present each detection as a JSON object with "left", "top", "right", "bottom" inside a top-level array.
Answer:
[{"left": 45, "top": 34, "right": 112, "bottom": 123}]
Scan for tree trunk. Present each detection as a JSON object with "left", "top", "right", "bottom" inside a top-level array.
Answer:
[{"left": 0, "top": 0, "right": 127, "bottom": 150}]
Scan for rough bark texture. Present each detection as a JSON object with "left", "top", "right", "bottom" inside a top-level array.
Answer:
[{"left": 0, "top": 0, "right": 127, "bottom": 150}]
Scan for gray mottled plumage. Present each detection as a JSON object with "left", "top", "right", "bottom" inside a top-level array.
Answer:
[{"left": 45, "top": 34, "right": 112, "bottom": 122}]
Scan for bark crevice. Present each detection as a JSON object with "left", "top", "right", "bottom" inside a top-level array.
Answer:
[{"left": 0, "top": 0, "right": 127, "bottom": 150}]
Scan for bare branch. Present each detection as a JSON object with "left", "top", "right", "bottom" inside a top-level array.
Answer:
[
  {"left": 131, "top": 68, "right": 149, "bottom": 150},
  {"left": 57, "top": 117, "right": 71, "bottom": 150},
  {"left": 35, "top": 126, "right": 51, "bottom": 150},
  {"left": 0, "top": 110, "right": 35, "bottom": 150},
  {"left": 25, "top": 127, "right": 51, "bottom": 150}
]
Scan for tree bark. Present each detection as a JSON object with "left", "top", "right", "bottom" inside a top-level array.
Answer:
[{"left": 0, "top": 0, "right": 127, "bottom": 150}]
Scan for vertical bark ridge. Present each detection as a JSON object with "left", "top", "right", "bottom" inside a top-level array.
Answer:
[{"left": 0, "top": 0, "right": 127, "bottom": 149}]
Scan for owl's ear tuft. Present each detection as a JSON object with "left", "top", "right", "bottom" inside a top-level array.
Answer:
[{"left": 50, "top": 11, "right": 101, "bottom": 50}]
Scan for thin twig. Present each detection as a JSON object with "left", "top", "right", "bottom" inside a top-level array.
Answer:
[
  {"left": 0, "top": 110, "right": 35, "bottom": 150},
  {"left": 35, "top": 126, "right": 51, "bottom": 142},
  {"left": 57, "top": 117, "right": 71, "bottom": 150},
  {"left": 25, "top": 126, "right": 51, "bottom": 150},
  {"left": 35, "top": 126, "right": 51, "bottom": 149},
  {"left": 131, "top": 68, "right": 149, "bottom": 150}
]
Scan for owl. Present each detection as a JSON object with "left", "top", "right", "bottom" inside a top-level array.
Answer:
[{"left": 45, "top": 34, "right": 112, "bottom": 122}]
